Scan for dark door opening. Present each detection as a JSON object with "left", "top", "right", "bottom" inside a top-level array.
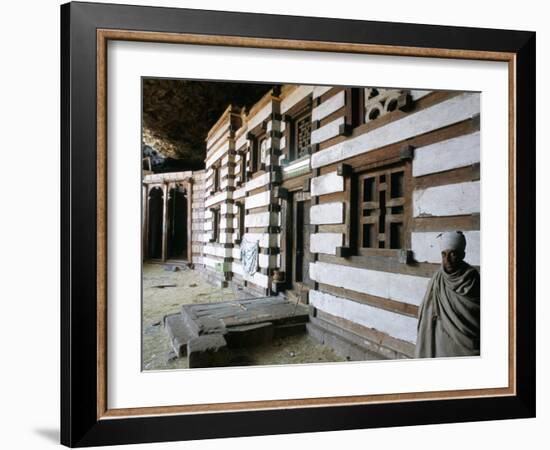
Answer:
[
  {"left": 167, "top": 185, "right": 188, "bottom": 260},
  {"left": 283, "top": 191, "right": 312, "bottom": 293},
  {"left": 294, "top": 198, "right": 312, "bottom": 286},
  {"left": 148, "top": 187, "right": 164, "bottom": 259}
]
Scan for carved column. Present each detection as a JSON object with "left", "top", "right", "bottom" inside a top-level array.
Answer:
[{"left": 161, "top": 183, "right": 169, "bottom": 262}]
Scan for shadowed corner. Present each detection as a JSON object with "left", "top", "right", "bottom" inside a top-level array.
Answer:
[{"left": 34, "top": 428, "right": 59, "bottom": 444}]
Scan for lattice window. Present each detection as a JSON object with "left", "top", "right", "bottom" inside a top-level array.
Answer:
[
  {"left": 294, "top": 113, "right": 311, "bottom": 159},
  {"left": 364, "top": 88, "right": 411, "bottom": 124},
  {"left": 355, "top": 164, "right": 408, "bottom": 254}
]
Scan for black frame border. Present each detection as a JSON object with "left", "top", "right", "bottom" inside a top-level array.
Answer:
[{"left": 61, "top": 2, "right": 536, "bottom": 447}]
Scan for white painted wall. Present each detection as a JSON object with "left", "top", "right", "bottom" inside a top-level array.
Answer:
[
  {"left": 281, "top": 85, "right": 314, "bottom": 113},
  {"left": 245, "top": 190, "right": 271, "bottom": 209},
  {"left": 310, "top": 171, "right": 344, "bottom": 196},
  {"left": 311, "top": 93, "right": 480, "bottom": 168},
  {"left": 412, "top": 230, "right": 481, "bottom": 266},
  {"left": 310, "top": 233, "right": 344, "bottom": 255},
  {"left": 312, "top": 90, "right": 345, "bottom": 121},
  {"left": 310, "top": 202, "right": 344, "bottom": 224},
  {"left": 413, "top": 181, "right": 480, "bottom": 217},
  {"left": 311, "top": 117, "right": 345, "bottom": 144},
  {"left": 309, "top": 261, "right": 431, "bottom": 305},
  {"left": 310, "top": 290, "right": 418, "bottom": 343},
  {"left": 413, "top": 131, "right": 481, "bottom": 177}
]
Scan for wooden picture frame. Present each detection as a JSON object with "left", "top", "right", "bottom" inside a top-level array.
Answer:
[{"left": 61, "top": 1, "right": 535, "bottom": 447}]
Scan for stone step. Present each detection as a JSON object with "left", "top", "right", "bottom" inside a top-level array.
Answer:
[{"left": 163, "top": 313, "right": 198, "bottom": 357}]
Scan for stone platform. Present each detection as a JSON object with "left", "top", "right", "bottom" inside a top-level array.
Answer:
[{"left": 164, "top": 296, "right": 309, "bottom": 368}]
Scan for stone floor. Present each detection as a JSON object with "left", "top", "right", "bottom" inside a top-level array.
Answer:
[{"left": 142, "top": 263, "right": 345, "bottom": 370}]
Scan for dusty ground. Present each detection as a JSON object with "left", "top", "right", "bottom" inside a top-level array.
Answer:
[{"left": 142, "top": 263, "right": 345, "bottom": 370}]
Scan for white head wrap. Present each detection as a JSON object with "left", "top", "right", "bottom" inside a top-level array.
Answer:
[{"left": 437, "top": 231, "right": 466, "bottom": 252}]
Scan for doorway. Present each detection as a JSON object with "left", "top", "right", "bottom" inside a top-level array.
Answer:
[
  {"left": 147, "top": 187, "right": 164, "bottom": 259},
  {"left": 167, "top": 185, "right": 188, "bottom": 260},
  {"left": 283, "top": 191, "right": 313, "bottom": 296}
]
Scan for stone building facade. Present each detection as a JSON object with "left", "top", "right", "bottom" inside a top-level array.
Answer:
[{"left": 143, "top": 84, "right": 481, "bottom": 360}]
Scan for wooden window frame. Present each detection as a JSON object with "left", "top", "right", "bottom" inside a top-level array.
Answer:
[
  {"left": 212, "top": 163, "right": 221, "bottom": 192},
  {"left": 345, "top": 87, "right": 366, "bottom": 129},
  {"left": 289, "top": 107, "right": 312, "bottom": 161},
  {"left": 249, "top": 131, "right": 267, "bottom": 175},
  {"left": 350, "top": 161, "right": 411, "bottom": 258},
  {"left": 283, "top": 95, "right": 312, "bottom": 162},
  {"left": 209, "top": 207, "right": 220, "bottom": 243}
]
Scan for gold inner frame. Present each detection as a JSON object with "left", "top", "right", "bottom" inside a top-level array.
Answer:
[{"left": 96, "top": 28, "right": 517, "bottom": 420}]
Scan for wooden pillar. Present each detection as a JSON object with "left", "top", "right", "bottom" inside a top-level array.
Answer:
[
  {"left": 142, "top": 184, "right": 149, "bottom": 260},
  {"left": 161, "top": 183, "right": 169, "bottom": 262},
  {"left": 187, "top": 180, "right": 193, "bottom": 264}
]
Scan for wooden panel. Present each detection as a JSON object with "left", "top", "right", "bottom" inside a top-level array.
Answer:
[
  {"left": 413, "top": 164, "right": 480, "bottom": 190},
  {"left": 412, "top": 214, "right": 480, "bottom": 232}
]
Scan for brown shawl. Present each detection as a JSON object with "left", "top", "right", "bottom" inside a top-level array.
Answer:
[{"left": 415, "top": 262, "right": 480, "bottom": 358}]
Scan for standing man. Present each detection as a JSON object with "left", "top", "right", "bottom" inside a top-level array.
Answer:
[{"left": 415, "top": 231, "right": 480, "bottom": 358}]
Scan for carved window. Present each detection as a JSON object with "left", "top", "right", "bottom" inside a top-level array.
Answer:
[
  {"left": 251, "top": 132, "right": 267, "bottom": 174},
  {"left": 353, "top": 163, "right": 409, "bottom": 255},
  {"left": 290, "top": 110, "right": 312, "bottom": 161},
  {"left": 210, "top": 208, "right": 220, "bottom": 243},
  {"left": 364, "top": 88, "right": 411, "bottom": 123},
  {"left": 212, "top": 164, "right": 221, "bottom": 192},
  {"left": 238, "top": 151, "right": 247, "bottom": 185}
]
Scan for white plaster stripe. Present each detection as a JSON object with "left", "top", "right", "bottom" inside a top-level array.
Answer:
[
  {"left": 310, "top": 233, "right": 343, "bottom": 255},
  {"left": 244, "top": 233, "right": 278, "bottom": 248},
  {"left": 310, "top": 202, "right": 344, "bottom": 225},
  {"left": 309, "top": 261, "right": 430, "bottom": 306},
  {"left": 245, "top": 172, "right": 271, "bottom": 191},
  {"left": 232, "top": 262, "right": 243, "bottom": 276},
  {"left": 281, "top": 85, "right": 314, "bottom": 114},
  {"left": 244, "top": 271, "right": 269, "bottom": 288},
  {"left": 203, "top": 245, "right": 232, "bottom": 258},
  {"left": 244, "top": 212, "right": 278, "bottom": 228},
  {"left": 204, "top": 190, "right": 229, "bottom": 208},
  {"left": 259, "top": 254, "right": 279, "bottom": 269},
  {"left": 310, "top": 171, "right": 344, "bottom": 196},
  {"left": 413, "top": 132, "right": 480, "bottom": 177},
  {"left": 245, "top": 191, "right": 271, "bottom": 209},
  {"left": 311, "top": 93, "right": 480, "bottom": 168},
  {"left": 207, "top": 122, "right": 230, "bottom": 149},
  {"left": 233, "top": 186, "right": 246, "bottom": 199},
  {"left": 410, "top": 89, "right": 432, "bottom": 101},
  {"left": 313, "top": 85, "right": 332, "bottom": 98},
  {"left": 311, "top": 117, "right": 345, "bottom": 145},
  {"left": 413, "top": 181, "right": 480, "bottom": 217},
  {"left": 412, "top": 231, "right": 480, "bottom": 266},
  {"left": 310, "top": 290, "right": 418, "bottom": 344},
  {"left": 235, "top": 131, "right": 248, "bottom": 150},
  {"left": 247, "top": 103, "right": 272, "bottom": 130},
  {"left": 205, "top": 141, "right": 231, "bottom": 168},
  {"left": 312, "top": 91, "right": 345, "bottom": 121}
]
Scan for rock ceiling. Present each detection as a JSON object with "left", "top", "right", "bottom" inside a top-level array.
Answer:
[{"left": 142, "top": 79, "right": 271, "bottom": 170}]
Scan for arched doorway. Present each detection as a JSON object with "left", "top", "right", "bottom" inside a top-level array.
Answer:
[
  {"left": 147, "top": 187, "right": 164, "bottom": 259},
  {"left": 167, "top": 185, "right": 188, "bottom": 260}
]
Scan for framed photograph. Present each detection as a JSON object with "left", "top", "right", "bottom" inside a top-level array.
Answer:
[{"left": 61, "top": 1, "right": 535, "bottom": 447}]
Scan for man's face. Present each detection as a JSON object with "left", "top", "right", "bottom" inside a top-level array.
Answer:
[{"left": 441, "top": 249, "right": 464, "bottom": 273}]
